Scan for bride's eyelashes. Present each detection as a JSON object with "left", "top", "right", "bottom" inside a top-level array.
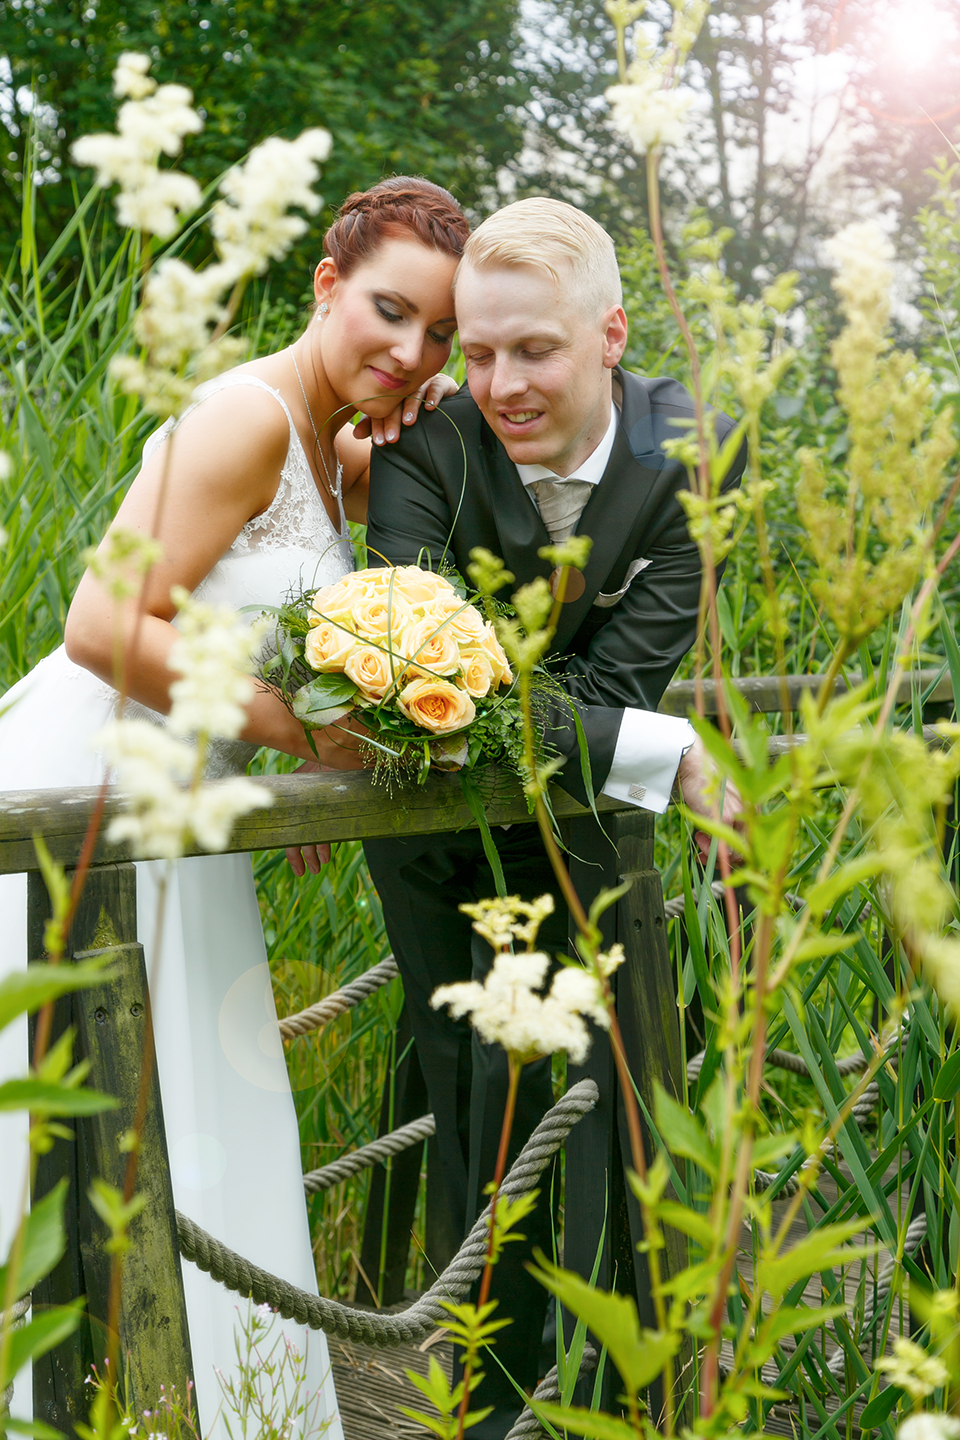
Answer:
[{"left": 373, "top": 297, "right": 453, "bottom": 350}]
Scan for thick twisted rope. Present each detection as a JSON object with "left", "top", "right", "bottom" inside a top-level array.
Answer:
[
  {"left": 278, "top": 956, "right": 399, "bottom": 1040},
  {"left": 303, "top": 1114, "right": 436, "bottom": 1194},
  {"left": 825, "top": 1213, "right": 928, "bottom": 1376},
  {"left": 504, "top": 1344, "right": 598, "bottom": 1438},
  {"left": 177, "top": 1078, "right": 598, "bottom": 1347}
]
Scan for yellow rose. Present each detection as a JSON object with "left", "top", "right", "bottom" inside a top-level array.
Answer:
[
  {"left": 426, "top": 598, "right": 488, "bottom": 646},
  {"left": 459, "top": 650, "right": 494, "bottom": 698},
  {"left": 353, "top": 589, "right": 415, "bottom": 641},
  {"left": 392, "top": 565, "right": 453, "bottom": 606},
  {"left": 402, "top": 617, "right": 461, "bottom": 677},
  {"left": 310, "top": 575, "right": 359, "bottom": 624},
  {"left": 479, "top": 624, "right": 513, "bottom": 686},
  {"left": 398, "top": 677, "right": 476, "bottom": 735},
  {"left": 344, "top": 644, "right": 396, "bottom": 702},
  {"left": 304, "top": 619, "right": 357, "bottom": 671}
]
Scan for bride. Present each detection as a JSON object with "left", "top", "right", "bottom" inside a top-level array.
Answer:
[{"left": 0, "top": 175, "right": 468, "bottom": 1437}]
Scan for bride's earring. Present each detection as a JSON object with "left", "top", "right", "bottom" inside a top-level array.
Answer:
[{"left": 316, "top": 302, "right": 329, "bottom": 321}]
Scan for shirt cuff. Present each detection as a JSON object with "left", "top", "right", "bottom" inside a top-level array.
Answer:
[{"left": 600, "top": 708, "right": 695, "bottom": 813}]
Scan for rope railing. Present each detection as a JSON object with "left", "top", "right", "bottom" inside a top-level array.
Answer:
[
  {"left": 505, "top": 1345, "right": 598, "bottom": 1439},
  {"left": 176, "top": 1078, "right": 599, "bottom": 1348},
  {"left": 302, "top": 1113, "right": 436, "bottom": 1194},
  {"left": 278, "top": 955, "right": 399, "bottom": 1040}
]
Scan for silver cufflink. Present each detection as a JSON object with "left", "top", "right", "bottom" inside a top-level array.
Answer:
[{"left": 629, "top": 783, "right": 647, "bottom": 801}]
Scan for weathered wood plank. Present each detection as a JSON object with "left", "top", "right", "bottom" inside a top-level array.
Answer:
[
  {"left": 0, "top": 770, "right": 622, "bottom": 875},
  {"left": 659, "top": 668, "right": 952, "bottom": 717},
  {"left": 72, "top": 936, "right": 195, "bottom": 1417}
]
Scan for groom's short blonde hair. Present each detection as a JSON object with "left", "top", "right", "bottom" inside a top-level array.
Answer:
[{"left": 460, "top": 197, "right": 622, "bottom": 320}]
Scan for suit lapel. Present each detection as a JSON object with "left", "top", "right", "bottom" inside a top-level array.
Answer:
[{"left": 552, "top": 368, "right": 662, "bottom": 653}]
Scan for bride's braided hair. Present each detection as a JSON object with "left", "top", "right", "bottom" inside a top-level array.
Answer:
[{"left": 323, "top": 176, "right": 469, "bottom": 276}]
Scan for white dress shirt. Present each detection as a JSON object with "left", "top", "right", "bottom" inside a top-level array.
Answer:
[{"left": 516, "top": 400, "right": 694, "bottom": 813}]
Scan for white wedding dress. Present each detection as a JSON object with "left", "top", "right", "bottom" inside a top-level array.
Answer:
[{"left": 0, "top": 374, "right": 352, "bottom": 1438}]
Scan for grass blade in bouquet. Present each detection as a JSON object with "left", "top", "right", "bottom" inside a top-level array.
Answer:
[{"left": 263, "top": 563, "right": 523, "bottom": 785}]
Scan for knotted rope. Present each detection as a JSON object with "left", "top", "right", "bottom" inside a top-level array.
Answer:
[
  {"left": 278, "top": 956, "right": 399, "bottom": 1040},
  {"left": 177, "top": 1078, "right": 598, "bottom": 1347},
  {"left": 302, "top": 1114, "right": 436, "bottom": 1194},
  {"left": 504, "top": 1344, "right": 598, "bottom": 1438}
]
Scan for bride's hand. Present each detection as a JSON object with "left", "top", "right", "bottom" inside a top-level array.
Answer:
[
  {"left": 285, "top": 719, "right": 371, "bottom": 875},
  {"left": 352, "top": 372, "right": 459, "bottom": 446}
]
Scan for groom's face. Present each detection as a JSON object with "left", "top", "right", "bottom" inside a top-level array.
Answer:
[{"left": 456, "top": 259, "right": 627, "bottom": 477}]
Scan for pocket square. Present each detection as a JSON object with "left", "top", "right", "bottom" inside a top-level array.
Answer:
[{"left": 593, "top": 556, "right": 651, "bottom": 608}]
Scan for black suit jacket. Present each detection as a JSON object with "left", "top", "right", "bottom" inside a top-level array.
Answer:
[{"left": 366, "top": 366, "right": 746, "bottom": 802}]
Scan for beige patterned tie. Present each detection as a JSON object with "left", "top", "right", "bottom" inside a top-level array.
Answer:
[{"left": 529, "top": 479, "right": 594, "bottom": 542}]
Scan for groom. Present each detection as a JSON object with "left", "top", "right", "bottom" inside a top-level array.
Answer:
[{"left": 363, "top": 197, "right": 745, "bottom": 1435}]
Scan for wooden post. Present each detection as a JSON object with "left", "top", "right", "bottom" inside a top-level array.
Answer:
[
  {"left": 29, "top": 864, "right": 194, "bottom": 1422},
  {"left": 563, "top": 808, "right": 689, "bottom": 1420}
]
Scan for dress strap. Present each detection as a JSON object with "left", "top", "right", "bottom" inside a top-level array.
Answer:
[{"left": 141, "top": 373, "right": 297, "bottom": 465}]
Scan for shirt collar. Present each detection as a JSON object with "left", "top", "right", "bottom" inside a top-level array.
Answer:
[{"left": 515, "top": 401, "right": 618, "bottom": 489}]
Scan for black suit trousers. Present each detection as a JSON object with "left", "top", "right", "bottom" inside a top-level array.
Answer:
[{"left": 364, "top": 824, "right": 569, "bottom": 1418}]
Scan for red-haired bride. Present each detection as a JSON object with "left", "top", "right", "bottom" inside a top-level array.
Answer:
[{"left": 0, "top": 177, "right": 468, "bottom": 1437}]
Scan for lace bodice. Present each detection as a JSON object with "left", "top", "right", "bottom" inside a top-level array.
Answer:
[{"left": 145, "top": 371, "right": 353, "bottom": 564}]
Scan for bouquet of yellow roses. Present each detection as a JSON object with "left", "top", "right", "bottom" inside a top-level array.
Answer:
[{"left": 265, "top": 565, "right": 521, "bottom": 782}]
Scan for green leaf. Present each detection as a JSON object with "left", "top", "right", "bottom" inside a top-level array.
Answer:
[
  {"left": 460, "top": 773, "right": 507, "bottom": 898},
  {"left": 528, "top": 1255, "right": 677, "bottom": 1397},
  {"left": 859, "top": 1386, "right": 904, "bottom": 1428},
  {"left": 0, "top": 1079, "right": 118, "bottom": 1115},
  {"left": 792, "top": 930, "right": 860, "bottom": 963},
  {"left": 0, "top": 961, "right": 113, "bottom": 1034},
  {"left": 531, "top": 1403, "right": 639, "bottom": 1440},
  {"left": 933, "top": 1049, "right": 960, "bottom": 1101},
  {"left": 291, "top": 672, "right": 359, "bottom": 726},
  {"left": 655, "top": 1200, "right": 715, "bottom": 1249},
  {"left": 3, "top": 1417, "right": 67, "bottom": 1439},
  {"left": 0, "top": 1301, "right": 84, "bottom": 1390},
  {"left": 0, "top": 1179, "right": 68, "bottom": 1301},
  {"left": 653, "top": 1083, "right": 719, "bottom": 1178},
  {"left": 805, "top": 853, "right": 889, "bottom": 916},
  {"left": 761, "top": 1302, "right": 847, "bottom": 1347},
  {"left": 757, "top": 1220, "right": 879, "bottom": 1298}
]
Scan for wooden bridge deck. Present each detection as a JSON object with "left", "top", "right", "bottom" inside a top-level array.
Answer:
[{"left": 328, "top": 1169, "right": 912, "bottom": 1439}]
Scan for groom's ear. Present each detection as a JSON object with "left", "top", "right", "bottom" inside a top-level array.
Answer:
[{"left": 601, "top": 305, "right": 628, "bottom": 369}]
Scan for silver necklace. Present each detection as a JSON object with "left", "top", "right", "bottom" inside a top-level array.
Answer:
[{"left": 291, "top": 350, "right": 342, "bottom": 500}]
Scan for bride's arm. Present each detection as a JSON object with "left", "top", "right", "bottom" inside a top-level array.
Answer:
[{"left": 64, "top": 387, "right": 366, "bottom": 768}]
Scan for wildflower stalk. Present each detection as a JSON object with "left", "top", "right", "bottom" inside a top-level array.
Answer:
[{"left": 454, "top": 1055, "right": 522, "bottom": 1440}]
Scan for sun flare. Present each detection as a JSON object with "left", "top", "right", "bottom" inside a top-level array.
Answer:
[{"left": 880, "top": 0, "right": 958, "bottom": 72}]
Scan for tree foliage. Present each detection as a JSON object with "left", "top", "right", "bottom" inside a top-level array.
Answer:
[{"left": 0, "top": 0, "right": 527, "bottom": 279}]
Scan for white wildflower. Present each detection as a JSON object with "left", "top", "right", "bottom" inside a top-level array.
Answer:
[
  {"left": 824, "top": 221, "right": 895, "bottom": 335},
  {"left": 167, "top": 586, "right": 268, "bottom": 742},
  {"left": 898, "top": 1416, "right": 960, "bottom": 1440},
  {"left": 117, "top": 170, "right": 203, "bottom": 238},
  {"left": 550, "top": 965, "right": 610, "bottom": 1029},
  {"left": 606, "top": 63, "right": 693, "bottom": 154},
  {"left": 459, "top": 893, "right": 555, "bottom": 951},
  {"left": 432, "top": 950, "right": 595, "bottom": 1064},
  {"left": 72, "top": 55, "right": 202, "bottom": 239},
  {"left": 668, "top": 0, "right": 708, "bottom": 55},
  {"left": 131, "top": 258, "right": 230, "bottom": 371},
  {"left": 210, "top": 129, "right": 332, "bottom": 278},
  {"left": 877, "top": 1337, "right": 950, "bottom": 1402},
  {"left": 97, "top": 719, "right": 271, "bottom": 860},
  {"left": 596, "top": 943, "right": 626, "bottom": 977},
  {"left": 113, "top": 51, "right": 155, "bottom": 101}
]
